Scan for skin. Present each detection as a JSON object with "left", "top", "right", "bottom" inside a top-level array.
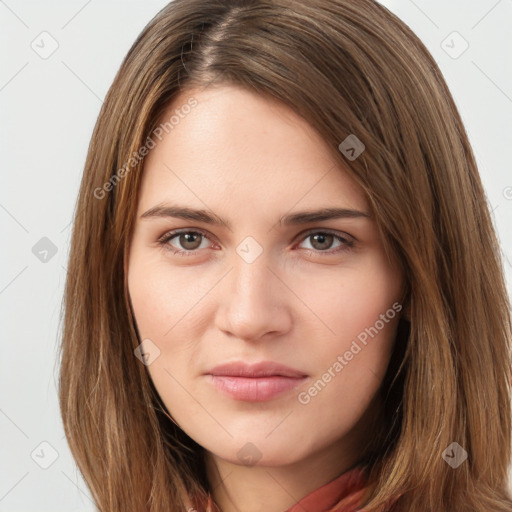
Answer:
[{"left": 127, "top": 84, "right": 407, "bottom": 512}]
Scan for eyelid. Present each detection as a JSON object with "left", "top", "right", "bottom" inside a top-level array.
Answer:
[
  {"left": 292, "top": 227, "right": 355, "bottom": 245},
  {"left": 157, "top": 226, "right": 355, "bottom": 256},
  {"left": 157, "top": 227, "right": 216, "bottom": 244},
  {"left": 157, "top": 227, "right": 354, "bottom": 246}
]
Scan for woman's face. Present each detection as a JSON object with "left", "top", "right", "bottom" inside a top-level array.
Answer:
[{"left": 127, "top": 84, "right": 405, "bottom": 469}]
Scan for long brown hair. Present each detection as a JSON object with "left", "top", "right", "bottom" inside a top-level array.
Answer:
[{"left": 58, "top": 0, "right": 512, "bottom": 510}]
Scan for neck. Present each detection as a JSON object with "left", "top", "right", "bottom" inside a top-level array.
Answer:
[{"left": 204, "top": 394, "right": 381, "bottom": 512}]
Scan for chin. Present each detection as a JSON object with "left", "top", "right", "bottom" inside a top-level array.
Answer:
[{"left": 204, "top": 435, "right": 310, "bottom": 468}]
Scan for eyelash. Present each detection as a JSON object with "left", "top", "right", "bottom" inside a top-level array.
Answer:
[{"left": 156, "top": 228, "right": 355, "bottom": 258}]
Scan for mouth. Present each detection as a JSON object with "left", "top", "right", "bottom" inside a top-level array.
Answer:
[
  {"left": 207, "top": 375, "right": 308, "bottom": 402},
  {"left": 205, "top": 360, "right": 309, "bottom": 402}
]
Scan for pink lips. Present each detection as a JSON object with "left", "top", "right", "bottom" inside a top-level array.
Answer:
[{"left": 205, "top": 361, "right": 308, "bottom": 402}]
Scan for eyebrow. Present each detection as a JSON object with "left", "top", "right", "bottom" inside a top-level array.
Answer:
[{"left": 140, "top": 204, "right": 371, "bottom": 229}]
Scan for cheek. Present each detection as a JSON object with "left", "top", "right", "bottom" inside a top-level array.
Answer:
[
  {"left": 127, "top": 251, "right": 204, "bottom": 341},
  {"left": 127, "top": 256, "right": 205, "bottom": 413},
  {"left": 128, "top": 268, "right": 169, "bottom": 340},
  {"left": 293, "top": 255, "right": 403, "bottom": 344},
  {"left": 283, "top": 292, "right": 401, "bottom": 458},
  {"left": 127, "top": 253, "right": 216, "bottom": 396},
  {"left": 291, "top": 252, "right": 403, "bottom": 409}
]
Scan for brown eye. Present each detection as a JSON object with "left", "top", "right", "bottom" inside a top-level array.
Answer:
[
  {"left": 158, "top": 230, "right": 212, "bottom": 254},
  {"left": 175, "top": 232, "right": 203, "bottom": 251},
  {"left": 309, "top": 233, "right": 334, "bottom": 251},
  {"left": 297, "top": 231, "right": 354, "bottom": 254}
]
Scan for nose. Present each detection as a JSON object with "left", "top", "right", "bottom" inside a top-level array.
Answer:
[{"left": 214, "top": 254, "right": 293, "bottom": 342}]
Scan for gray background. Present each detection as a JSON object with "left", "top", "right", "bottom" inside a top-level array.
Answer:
[{"left": 1, "top": 0, "right": 511, "bottom": 509}]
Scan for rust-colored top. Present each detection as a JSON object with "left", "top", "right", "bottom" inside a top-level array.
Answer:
[
  {"left": 285, "top": 464, "right": 368, "bottom": 512},
  {"left": 202, "top": 464, "right": 373, "bottom": 512}
]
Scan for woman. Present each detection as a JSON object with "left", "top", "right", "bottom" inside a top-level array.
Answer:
[{"left": 58, "top": 1, "right": 512, "bottom": 511}]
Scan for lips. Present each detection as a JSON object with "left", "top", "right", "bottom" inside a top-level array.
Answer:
[
  {"left": 205, "top": 361, "right": 309, "bottom": 402},
  {"left": 206, "top": 360, "right": 308, "bottom": 378}
]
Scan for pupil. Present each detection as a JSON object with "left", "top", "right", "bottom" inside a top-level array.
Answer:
[
  {"left": 181, "top": 233, "right": 200, "bottom": 250},
  {"left": 312, "top": 234, "right": 332, "bottom": 250}
]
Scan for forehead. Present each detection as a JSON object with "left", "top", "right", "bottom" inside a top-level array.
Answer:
[{"left": 138, "top": 84, "right": 369, "bottom": 215}]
